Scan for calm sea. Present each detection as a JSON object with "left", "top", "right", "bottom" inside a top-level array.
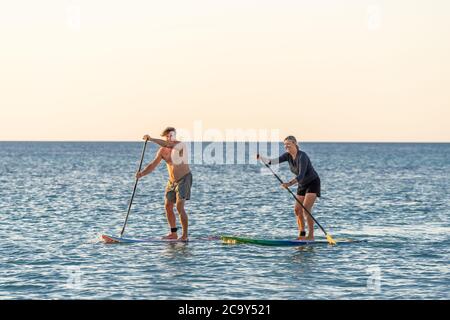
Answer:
[{"left": 0, "top": 142, "right": 448, "bottom": 299}]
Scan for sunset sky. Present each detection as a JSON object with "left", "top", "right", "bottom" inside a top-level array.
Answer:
[{"left": 1, "top": 0, "right": 449, "bottom": 142}]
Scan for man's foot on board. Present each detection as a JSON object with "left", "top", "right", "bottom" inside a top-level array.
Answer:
[
  {"left": 162, "top": 233, "right": 178, "bottom": 240},
  {"left": 177, "top": 236, "right": 189, "bottom": 242},
  {"left": 305, "top": 235, "right": 315, "bottom": 241}
]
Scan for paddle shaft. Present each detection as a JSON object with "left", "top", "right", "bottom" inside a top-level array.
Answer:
[
  {"left": 120, "top": 140, "right": 148, "bottom": 237},
  {"left": 260, "top": 159, "right": 329, "bottom": 236}
]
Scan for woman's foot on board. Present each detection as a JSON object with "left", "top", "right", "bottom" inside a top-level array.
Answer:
[
  {"left": 177, "top": 235, "right": 189, "bottom": 242},
  {"left": 305, "top": 234, "right": 314, "bottom": 241}
]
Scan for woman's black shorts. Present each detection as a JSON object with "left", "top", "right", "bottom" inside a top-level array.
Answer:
[{"left": 297, "top": 177, "right": 321, "bottom": 197}]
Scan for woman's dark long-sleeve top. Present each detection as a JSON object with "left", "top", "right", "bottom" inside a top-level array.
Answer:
[{"left": 270, "top": 151, "right": 319, "bottom": 187}]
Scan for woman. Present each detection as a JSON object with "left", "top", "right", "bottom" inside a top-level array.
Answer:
[{"left": 258, "top": 136, "right": 321, "bottom": 240}]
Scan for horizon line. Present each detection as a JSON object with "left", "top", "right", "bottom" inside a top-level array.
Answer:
[{"left": 0, "top": 140, "right": 449, "bottom": 144}]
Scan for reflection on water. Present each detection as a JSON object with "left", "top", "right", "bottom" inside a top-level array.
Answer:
[{"left": 161, "top": 242, "right": 193, "bottom": 259}]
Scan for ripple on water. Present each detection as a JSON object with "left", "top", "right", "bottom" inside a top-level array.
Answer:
[{"left": 1, "top": 142, "right": 449, "bottom": 299}]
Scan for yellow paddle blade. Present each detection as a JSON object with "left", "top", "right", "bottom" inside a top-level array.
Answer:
[{"left": 326, "top": 234, "right": 337, "bottom": 245}]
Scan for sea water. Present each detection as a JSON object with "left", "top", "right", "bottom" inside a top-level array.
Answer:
[{"left": 0, "top": 142, "right": 448, "bottom": 299}]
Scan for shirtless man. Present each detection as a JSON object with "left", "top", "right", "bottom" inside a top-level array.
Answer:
[{"left": 135, "top": 127, "right": 192, "bottom": 241}]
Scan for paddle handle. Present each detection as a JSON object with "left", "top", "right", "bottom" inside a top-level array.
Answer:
[{"left": 120, "top": 140, "right": 148, "bottom": 237}]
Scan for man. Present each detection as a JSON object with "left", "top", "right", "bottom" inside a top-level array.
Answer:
[{"left": 136, "top": 127, "right": 192, "bottom": 241}]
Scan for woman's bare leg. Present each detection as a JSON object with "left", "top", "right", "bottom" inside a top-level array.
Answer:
[
  {"left": 294, "top": 195, "right": 306, "bottom": 239},
  {"left": 302, "top": 193, "right": 317, "bottom": 241}
]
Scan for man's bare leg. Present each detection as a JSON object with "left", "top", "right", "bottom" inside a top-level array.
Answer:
[
  {"left": 302, "top": 193, "right": 317, "bottom": 241},
  {"left": 163, "top": 200, "right": 178, "bottom": 239},
  {"left": 176, "top": 199, "right": 188, "bottom": 241}
]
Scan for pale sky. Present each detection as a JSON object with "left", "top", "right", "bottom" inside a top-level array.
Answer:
[{"left": 1, "top": 0, "right": 449, "bottom": 142}]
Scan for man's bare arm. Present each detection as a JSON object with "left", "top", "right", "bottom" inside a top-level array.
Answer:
[
  {"left": 150, "top": 137, "right": 178, "bottom": 148},
  {"left": 137, "top": 150, "right": 163, "bottom": 179},
  {"left": 143, "top": 135, "right": 179, "bottom": 149},
  {"left": 151, "top": 137, "right": 174, "bottom": 148}
]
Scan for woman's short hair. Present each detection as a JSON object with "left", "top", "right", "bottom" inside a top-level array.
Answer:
[
  {"left": 284, "top": 135, "right": 298, "bottom": 145},
  {"left": 284, "top": 135, "right": 299, "bottom": 149}
]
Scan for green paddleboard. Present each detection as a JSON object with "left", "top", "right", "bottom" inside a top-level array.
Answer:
[{"left": 221, "top": 236, "right": 365, "bottom": 246}]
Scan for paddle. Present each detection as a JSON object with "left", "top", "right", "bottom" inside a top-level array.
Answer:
[
  {"left": 258, "top": 156, "right": 337, "bottom": 245},
  {"left": 120, "top": 140, "right": 148, "bottom": 237}
]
